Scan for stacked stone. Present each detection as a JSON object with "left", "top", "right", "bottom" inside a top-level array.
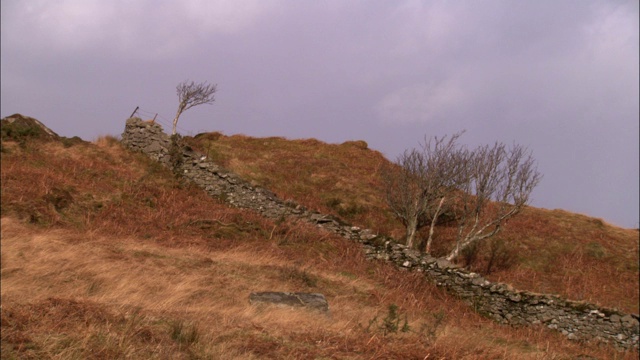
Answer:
[
  {"left": 360, "top": 238, "right": 639, "bottom": 348},
  {"left": 120, "top": 118, "right": 172, "bottom": 166}
]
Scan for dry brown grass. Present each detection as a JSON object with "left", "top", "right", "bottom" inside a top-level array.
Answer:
[
  {"left": 186, "top": 132, "right": 639, "bottom": 314},
  {"left": 187, "top": 134, "right": 395, "bottom": 235},
  {"left": 3, "top": 216, "right": 635, "bottom": 359},
  {"left": 482, "top": 208, "right": 640, "bottom": 313},
  {"left": 1, "top": 136, "right": 638, "bottom": 359}
]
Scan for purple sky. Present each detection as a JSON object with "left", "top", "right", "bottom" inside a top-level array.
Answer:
[{"left": 2, "top": 1, "right": 638, "bottom": 228}]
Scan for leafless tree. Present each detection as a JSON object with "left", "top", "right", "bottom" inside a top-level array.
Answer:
[
  {"left": 445, "top": 142, "right": 541, "bottom": 261},
  {"left": 384, "top": 133, "right": 541, "bottom": 261},
  {"left": 382, "top": 149, "right": 428, "bottom": 248},
  {"left": 382, "top": 133, "right": 467, "bottom": 250},
  {"left": 420, "top": 133, "right": 470, "bottom": 253},
  {"left": 172, "top": 80, "right": 217, "bottom": 135}
]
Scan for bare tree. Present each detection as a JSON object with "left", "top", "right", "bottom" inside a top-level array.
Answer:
[
  {"left": 445, "top": 142, "right": 541, "bottom": 261},
  {"left": 420, "top": 133, "right": 469, "bottom": 253},
  {"left": 172, "top": 80, "right": 217, "bottom": 135},
  {"left": 384, "top": 133, "right": 541, "bottom": 260},
  {"left": 382, "top": 149, "right": 429, "bottom": 249},
  {"left": 382, "top": 133, "right": 466, "bottom": 250}
]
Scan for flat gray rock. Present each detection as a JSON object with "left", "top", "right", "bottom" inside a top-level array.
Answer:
[{"left": 249, "top": 292, "right": 329, "bottom": 312}]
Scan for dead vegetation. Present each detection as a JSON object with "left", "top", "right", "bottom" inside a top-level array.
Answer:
[
  {"left": 186, "top": 131, "right": 639, "bottom": 314},
  {"left": 1, "top": 133, "right": 638, "bottom": 359}
]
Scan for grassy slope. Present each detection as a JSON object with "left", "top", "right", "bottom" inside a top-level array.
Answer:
[
  {"left": 186, "top": 132, "right": 639, "bottom": 314},
  {"left": 0, "top": 135, "right": 637, "bottom": 359}
]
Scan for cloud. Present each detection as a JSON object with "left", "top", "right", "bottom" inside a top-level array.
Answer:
[
  {"left": 0, "top": 0, "right": 637, "bottom": 227},
  {"left": 376, "top": 81, "right": 466, "bottom": 124},
  {"left": 183, "top": 0, "right": 276, "bottom": 34},
  {"left": 1, "top": 0, "right": 276, "bottom": 60}
]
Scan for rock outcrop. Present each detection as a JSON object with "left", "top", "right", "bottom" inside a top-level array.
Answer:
[
  {"left": 1, "top": 113, "right": 61, "bottom": 141},
  {"left": 249, "top": 292, "right": 329, "bottom": 312}
]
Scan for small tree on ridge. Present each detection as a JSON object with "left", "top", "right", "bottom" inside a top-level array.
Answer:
[{"left": 172, "top": 80, "right": 217, "bottom": 135}]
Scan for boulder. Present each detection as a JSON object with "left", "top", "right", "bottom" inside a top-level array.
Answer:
[{"left": 249, "top": 292, "right": 329, "bottom": 312}]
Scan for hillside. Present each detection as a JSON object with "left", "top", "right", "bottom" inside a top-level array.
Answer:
[
  {"left": 185, "top": 132, "right": 639, "bottom": 314},
  {"left": 0, "top": 118, "right": 638, "bottom": 359}
]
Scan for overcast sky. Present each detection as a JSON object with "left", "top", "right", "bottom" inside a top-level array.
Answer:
[{"left": 2, "top": 1, "right": 638, "bottom": 228}]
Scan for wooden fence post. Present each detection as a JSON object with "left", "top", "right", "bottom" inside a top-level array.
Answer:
[{"left": 129, "top": 106, "right": 139, "bottom": 118}]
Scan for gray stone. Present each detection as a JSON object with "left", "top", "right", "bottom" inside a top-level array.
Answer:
[
  {"left": 621, "top": 314, "right": 639, "bottom": 328},
  {"left": 539, "top": 314, "right": 554, "bottom": 323},
  {"left": 249, "top": 292, "right": 329, "bottom": 312},
  {"left": 435, "top": 258, "right": 455, "bottom": 269},
  {"left": 143, "top": 142, "right": 164, "bottom": 153},
  {"left": 508, "top": 293, "right": 522, "bottom": 302}
]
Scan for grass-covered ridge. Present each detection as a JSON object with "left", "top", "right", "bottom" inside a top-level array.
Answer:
[
  {"left": 0, "top": 126, "right": 637, "bottom": 358},
  {"left": 187, "top": 133, "right": 392, "bottom": 232}
]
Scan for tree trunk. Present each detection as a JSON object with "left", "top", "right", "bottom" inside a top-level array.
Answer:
[
  {"left": 445, "top": 242, "right": 464, "bottom": 261},
  {"left": 172, "top": 106, "right": 184, "bottom": 135},
  {"left": 405, "top": 216, "right": 418, "bottom": 249},
  {"left": 172, "top": 115, "right": 180, "bottom": 135},
  {"left": 425, "top": 196, "right": 445, "bottom": 254},
  {"left": 446, "top": 236, "right": 476, "bottom": 262}
]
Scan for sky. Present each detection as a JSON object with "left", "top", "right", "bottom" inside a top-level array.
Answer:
[{"left": 1, "top": 1, "right": 638, "bottom": 228}]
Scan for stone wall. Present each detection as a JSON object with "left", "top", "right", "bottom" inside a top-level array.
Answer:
[
  {"left": 121, "top": 117, "right": 639, "bottom": 349},
  {"left": 121, "top": 119, "right": 172, "bottom": 166}
]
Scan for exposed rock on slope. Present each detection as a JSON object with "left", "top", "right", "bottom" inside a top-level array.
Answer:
[{"left": 1, "top": 113, "right": 61, "bottom": 141}]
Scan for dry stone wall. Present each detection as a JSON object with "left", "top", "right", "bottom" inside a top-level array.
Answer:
[{"left": 121, "top": 117, "right": 639, "bottom": 349}]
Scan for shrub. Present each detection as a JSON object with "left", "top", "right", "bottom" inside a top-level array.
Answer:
[
  {"left": 367, "top": 304, "right": 410, "bottom": 335},
  {"left": 485, "top": 238, "right": 517, "bottom": 274}
]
